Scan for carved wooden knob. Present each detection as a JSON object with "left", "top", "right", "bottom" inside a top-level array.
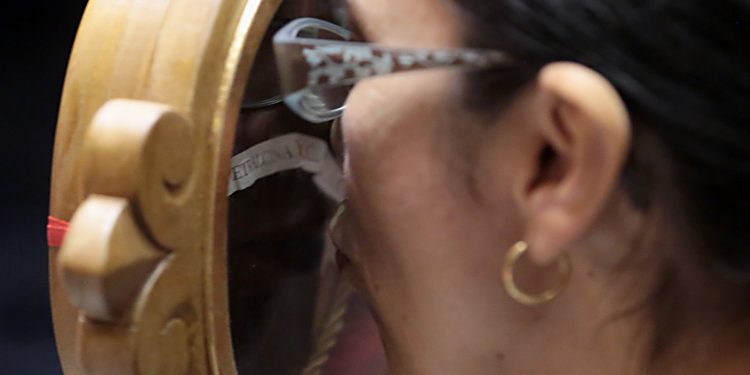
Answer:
[
  {"left": 80, "top": 99, "right": 196, "bottom": 249},
  {"left": 58, "top": 195, "right": 164, "bottom": 322}
]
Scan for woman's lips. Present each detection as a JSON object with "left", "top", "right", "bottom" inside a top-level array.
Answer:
[
  {"left": 329, "top": 201, "right": 353, "bottom": 272},
  {"left": 327, "top": 202, "right": 370, "bottom": 293},
  {"left": 335, "top": 249, "right": 351, "bottom": 272}
]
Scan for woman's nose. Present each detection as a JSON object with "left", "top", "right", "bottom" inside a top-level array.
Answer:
[{"left": 329, "top": 117, "right": 345, "bottom": 166}]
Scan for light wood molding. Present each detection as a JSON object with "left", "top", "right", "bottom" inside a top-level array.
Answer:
[
  {"left": 49, "top": 0, "right": 283, "bottom": 374},
  {"left": 59, "top": 194, "right": 165, "bottom": 323}
]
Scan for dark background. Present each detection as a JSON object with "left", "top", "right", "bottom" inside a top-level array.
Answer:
[{"left": 1, "top": 1, "right": 87, "bottom": 373}]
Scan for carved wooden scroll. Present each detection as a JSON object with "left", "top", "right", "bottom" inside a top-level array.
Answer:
[{"left": 49, "top": 0, "right": 283, "bottom": 373}]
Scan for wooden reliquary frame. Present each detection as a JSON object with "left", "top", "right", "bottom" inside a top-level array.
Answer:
[{"left": 48, "top": 0, "right": 292, "bottom": 373}]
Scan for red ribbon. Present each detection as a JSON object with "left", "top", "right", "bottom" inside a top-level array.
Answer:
[{"left": 47, "top": 216, "right": 69, "bottom": 247}]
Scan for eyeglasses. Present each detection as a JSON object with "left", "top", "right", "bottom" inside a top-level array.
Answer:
[
  {"left": 266, "top": 18, "right": 513, "bottom": 123},
  {"left": 241, "top": 19, "right": 290, "bottom": 111}
]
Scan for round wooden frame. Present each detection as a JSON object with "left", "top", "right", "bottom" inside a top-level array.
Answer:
[{"left": 48, "top": 0, "right": 288, "bottom": 373}]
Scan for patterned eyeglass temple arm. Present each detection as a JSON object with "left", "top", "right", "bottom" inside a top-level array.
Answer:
[{"left": 274, "top": 41, "right": 513, "bottom": 96}]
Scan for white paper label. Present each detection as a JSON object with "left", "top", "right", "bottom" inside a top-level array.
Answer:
[{"left": 227, "top": 133, "right": 344, "bottom": 202}]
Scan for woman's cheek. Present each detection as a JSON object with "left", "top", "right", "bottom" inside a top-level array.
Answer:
[{"left": 342, "top": 74, "right": 474, "bottom": 262}]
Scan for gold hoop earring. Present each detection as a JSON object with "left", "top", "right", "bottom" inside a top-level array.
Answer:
[{"left": 502, "top": 241, "right": 571, "bottom": 306}]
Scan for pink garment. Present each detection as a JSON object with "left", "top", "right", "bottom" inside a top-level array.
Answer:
[{"left": 323, "top": 295, "right": 389, "bottom": 375}]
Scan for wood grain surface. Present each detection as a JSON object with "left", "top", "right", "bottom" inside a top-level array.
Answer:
[{"left": 49, "top": 0, "right": 283, "bottom": 373}]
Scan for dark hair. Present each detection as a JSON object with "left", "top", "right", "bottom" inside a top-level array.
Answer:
[{"left": 454, "top": 0, "right": 750, "bottom": 368}]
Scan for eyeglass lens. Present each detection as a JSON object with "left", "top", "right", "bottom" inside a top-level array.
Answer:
[{"left": 299, "top": 25, "right": 353, "bottom": 117}]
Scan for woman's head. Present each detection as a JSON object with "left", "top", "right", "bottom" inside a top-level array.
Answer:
[{"left": 325, "top": 0, "right": 750, "bottom": 373}]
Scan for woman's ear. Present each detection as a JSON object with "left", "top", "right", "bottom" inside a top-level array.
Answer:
[{"left": 518, "top": 62, "right": 631, "bottom": 265}]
